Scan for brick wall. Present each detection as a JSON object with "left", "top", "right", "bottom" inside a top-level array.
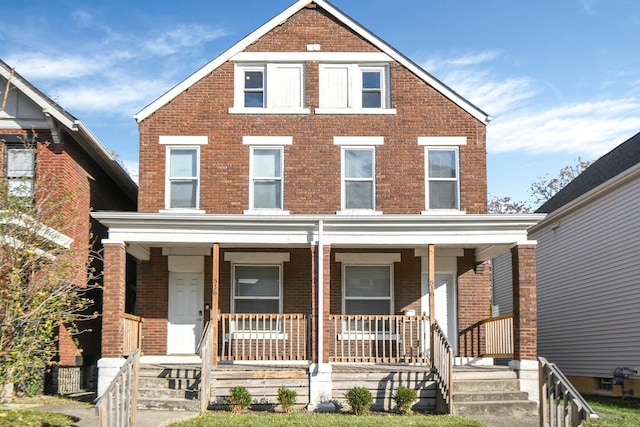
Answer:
[
  {"left": 511, "top": 245, "right": 537, "bottom": 360},
  {"left": 137, "top": 5, "right": 487, "bottom": 215},
  {"left": 457, "top": 249, "right": 491, "bottom": 357}
]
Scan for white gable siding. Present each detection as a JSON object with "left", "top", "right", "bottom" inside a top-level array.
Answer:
[
  {"left": 533, "top": 177, "right": 640, "bottom": 378},
  {"left": 491, "top": 253, "right": 512, "bottom": 317}
]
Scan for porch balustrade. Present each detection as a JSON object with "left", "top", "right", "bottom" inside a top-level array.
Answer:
[
  {"left": 484, "top": 315, "right": 513, "bottom": 357},
  {"left": 329, "top": 314, "right": 430, "bottom": 364},
  {"left": 218, "top": 313, "right": 309, "bottom": 361},
  {"left": 122, "top": 313, "right": 143, "bottom": 356}
]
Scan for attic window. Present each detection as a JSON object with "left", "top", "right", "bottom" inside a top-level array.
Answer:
[{"left": 230, "top": 63, "right": 309, "bottom": 114}]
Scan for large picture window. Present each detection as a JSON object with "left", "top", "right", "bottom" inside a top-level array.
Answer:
[
  {"left": 232, "top": 264, "right": 282, "bottom": 332},
  {"left": 343, "top": 265, "right": 392, "bottom": 316}
]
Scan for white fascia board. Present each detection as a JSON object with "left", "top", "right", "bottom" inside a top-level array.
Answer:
[
  {"left": 134, "top": 0, "right": 311, "bottom": 122},
  {"left": 134, "top": 0, "right": 489, "bottom": 124}
]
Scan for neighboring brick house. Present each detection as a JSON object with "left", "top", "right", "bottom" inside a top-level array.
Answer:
[
  {"left": 0, "top": 59, "right": 137, "bottom": 392},
  {"left": 93, "top": 0, "right": 543, "bottom": 407}
]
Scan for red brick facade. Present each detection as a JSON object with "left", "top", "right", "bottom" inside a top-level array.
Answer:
[{"left": 512, "top": 245, "right": 537, "bottom": 360}]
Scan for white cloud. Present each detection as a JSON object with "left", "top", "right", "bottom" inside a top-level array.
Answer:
[
  {"left": 144, "top": 25, "right": 229, "bottom": 56},
  {"left": 421, "top": 51, "right": 640, "bottom": 158},
  {"left": 4, "top": 54, "right": 111, "bottom": 80}
]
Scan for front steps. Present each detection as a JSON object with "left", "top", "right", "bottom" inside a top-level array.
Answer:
[
  {"left": 137, "top": 364, "right": 201, "bottom": 411},
  {"left": 452, "top": 366, "right": 537, "bottom": 416}
]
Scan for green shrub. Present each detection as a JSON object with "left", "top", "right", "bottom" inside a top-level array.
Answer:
[
  {"left": 277, "top": 386, "right": 297, "bottom": 412},
  {"left": 345, "top": 386, "right": 372, "bottom": 415},
  {"left": 393, "top": 386, "right": 418, "bottom": 414},
  {"left": 226, "top": 386, "right": 252, "bottom": 413}
]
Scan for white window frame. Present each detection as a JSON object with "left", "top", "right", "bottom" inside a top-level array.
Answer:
[
  {"left": 248, "top": 146, "right": 284, "bottom": 211},
  {"left": 316, "top": 63, "right": 395, "bottom": 114},
  {"left": 6, "top": 147, "right": 35, "bottom": 199},
  {"left": 243, "top": 136, "right": 292, "bottom": 215},
  {"left": 423, "top": 147, "right": 460, "bottom": 212},
  {"left": 339, "top": 146, "right": 377, "bottom": 214},
  {"left": 164, "top": 146, "right": 201, "bottom": 212},
  {"left": 230, "top": 63, "right": 309, "bottom": 114}
]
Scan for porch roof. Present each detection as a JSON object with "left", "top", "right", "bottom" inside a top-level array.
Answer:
[{"left": 92, "top": 212, "right": 545, "bottom": 262}]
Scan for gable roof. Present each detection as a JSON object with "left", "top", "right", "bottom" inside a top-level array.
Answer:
[
  {"left": 0, "top": 59, "right": 137, "bottom": 201},
  {"left": 537, "top": 131, "right": 640, "bottom": 213},
  {"left": 134, "top": 0, "right": 490, "bottom": 124}
]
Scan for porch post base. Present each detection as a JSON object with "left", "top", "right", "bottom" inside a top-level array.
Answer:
[
  {"left": 308, "top": 363, "right": 334, "bottom": 412},
  {"left": 509, "top": 359, "right": 540, "bottom": 404},
  {"left": 97, "top": 357, "right": 126, "bottom": 398}
]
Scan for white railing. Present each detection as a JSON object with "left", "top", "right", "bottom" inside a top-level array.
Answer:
[
  {"left": 330, "top": 315, "right": 429, "bottom": 364},
  {"left": 96, "top": 349, "right": 140, "bottom": 427},
  {"left": 219, "top": 313, "right": 308, "bottom": 361},
  {"left": 539, "top": 357, "right": 598, "bottom": 427},
  {"left": 484, "top": 315, "right": 513, "bottom": 357},
  {"left": 432, "top": 321, "right": 454, "bottom": 414},
  {"left": 198, "top": 321, "right": 212, "bottom": 413},
  {"left": 123, "top": 313, "right": 143, "bottom": 356}
]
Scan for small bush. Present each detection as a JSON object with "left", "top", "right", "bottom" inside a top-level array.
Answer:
[
  {"left": 277, "top": 386, "right": 297, "bottom": 412},
  {"left": 345, "top": 386, "right": 372, "bottom": 415},
  {"left": 226, "top": 386, "right": 252, "bottom": 413},
  {"left": 393, "top": 386, "right": 418, "bottom": 414}
]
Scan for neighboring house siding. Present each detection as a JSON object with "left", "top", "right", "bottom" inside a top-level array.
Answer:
[
  {"left": 491, "top": 253, "right": 512, "bottom": 317},
  {"left": 533, "top": 177, "right": 640, "bottom": 378},
  {"left": 138, "top": 6, "right": 487, "bottom": 215}
]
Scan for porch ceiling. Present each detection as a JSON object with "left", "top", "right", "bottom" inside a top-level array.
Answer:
[{"left": 92, "top": 212, "right": 545, "bottom": 262}]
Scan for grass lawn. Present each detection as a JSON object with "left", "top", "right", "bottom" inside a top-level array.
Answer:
[
  {"left": 0, "top": 409, "right": 76, "bottom": 427},
  {"left": 583, "top": 395, "right": 640, "bottom": 427},
  {"left": 167, "top": 411, "right": 487, "bottom": 427}
]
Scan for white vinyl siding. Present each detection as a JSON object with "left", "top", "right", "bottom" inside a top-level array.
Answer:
[
  {"left": 491, "top": 253, "right": 513, "bottom": 317},
  {"left": 233, "top": 63, "right": 306, "bottom": 113},
  {"left": 534, "top": 177, "right": 640, "bottom": 378},
  {"left": 6, "top": 148, "right": 35, "bottom": 198}
]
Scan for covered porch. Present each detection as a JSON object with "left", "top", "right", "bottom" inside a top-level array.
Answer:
[{"left": 93, "top": 213, "right": 543, "bottom": 406}]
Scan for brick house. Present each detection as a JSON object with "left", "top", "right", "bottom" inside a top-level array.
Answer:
[
  {"left": 93, "top": 0, "right": 543, "bottom": 409},
  {"left": 0, "top": 59, "right": 137, "bottom": 392}
]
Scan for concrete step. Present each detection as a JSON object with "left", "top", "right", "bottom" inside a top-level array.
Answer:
[
  {"left": 453, "top": 390, "right": 530, "bottom": 402},
  {"left": 138, "top": 387, "right": 199, "bottom": 400},
  {"left": 138, "top": 365, "right": 200, "bottom": 379},
  {"left": 138, "top": 376, "right": 199, "bottom": 389},
  {"left": 453, "top": 367, "right": 517, "bottom": 380},
  {"left": 453, "top": 399, "right": 538, "bottom": 416},
  {"left": 137, "top": 396, "right": 200, "bottom": 412},
  {"left": 453, "top": 378, "right": 521, "bottom": 393}
]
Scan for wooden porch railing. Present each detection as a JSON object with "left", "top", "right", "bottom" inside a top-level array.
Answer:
[
  {"left": 459, "top": 314, "right": 513, "bottom": 358},
  {"left": 198, "top": 321, "right": 212, "bottom": 413},
  {"left": 539, "top": 357, "right": 598, "bottom": 427},
  {"left": 329, "top": 315, "right": 429, "bottom": 364},
  {"left": 219, "top": 313, "right": 308, "bottom": 361},
  {"left": 432, "top": 321, "right": 454, "bottom": 414},
  {"left": 484, "top": 315, "right": 513, "bottom": 357},
  {"left": 123, "top": 313, "right": 143, "bottom": 356},
  {"left": 95, "top": 349, "right": 140, "bottom": 427}
]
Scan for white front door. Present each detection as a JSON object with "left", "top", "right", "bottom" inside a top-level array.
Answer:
[
  {"left": 421, "top": 272, "right": 458, "bottom": 354},
  {"left": 167, "top": 272, "right": 204, "bottom": 354}
]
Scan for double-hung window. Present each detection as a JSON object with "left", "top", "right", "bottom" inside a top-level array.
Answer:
[
  {"left": 250, "top": 147, "right": 282, "bottom": 209},
  {"left": 232, "top": 63, "right": 307, "bottom": 113},
  {"left": 419, "top": 137, "right": 465, "bottom": 212},
  {"left": 318, "top": 64, "right": 393, "bottom": 113},
  {"left": 6, "top": 148, "right": 35, "bottom": 198},
  {"left": 343, "top": 148, "right": 374, "bottom": 210},
  {"left": 232, "top": 264, "right": 282, "bottom": 332},
  {"left": 160, "top": 136, "right": 207, "bottom": 211}
]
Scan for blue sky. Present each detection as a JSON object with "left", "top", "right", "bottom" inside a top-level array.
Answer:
[{"left": 2, "top": 0, "right": 640, "bottom": 203}]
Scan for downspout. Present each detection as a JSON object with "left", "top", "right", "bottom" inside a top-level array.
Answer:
[{"left": 317, "top": 219, "right": 324, "bottom": 365}]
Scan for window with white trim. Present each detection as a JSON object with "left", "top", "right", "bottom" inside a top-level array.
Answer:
[
  {"left": 166, "top": 147, "right": 199, "bottom": 209},
  {"left": 6, "top": 148, "right": 35, "bottom": 198},
  {"left": 342, "top": 147, "right": 375, "bottom": 210},
  {"left": 318, "top": 64, "right": 392, "bottom": 112},
  {"left": 250, "top": 147, "right": 283, "bottom": 210},
  {"left": 233, "top": 63, "right": 306, "bottom": 112},
  {"left": 426, "top": 148, "right": 459, "bottom": 210},
  {"left": 343, "top": 264, "right": 393, "bottom": 334},
  {"left": 232, "top": 264, "right": 282, "bottom": 332}
]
